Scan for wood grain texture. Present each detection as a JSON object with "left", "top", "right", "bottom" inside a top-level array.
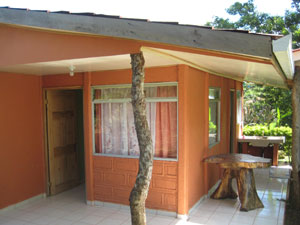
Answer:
[
  {"left": 205, "top": 154, "right": 270, "bottom": 211},
  {"left": 47, "top": 90, "right": 80, "bottom": 195},
  {"left": 205, "top": 153, "right": 271, "bottom": 169}
]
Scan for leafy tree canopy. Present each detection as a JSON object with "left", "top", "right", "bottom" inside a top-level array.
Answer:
[
  {"left": 206, "top": 0, "right": 296, "bottom": 128},
  {"left": 206, "top": 0, "right": 300, "bottom": 48}
]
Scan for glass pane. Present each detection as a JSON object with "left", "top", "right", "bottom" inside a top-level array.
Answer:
[
  {"left": 94, "top": 101, "right": 178, "bottom": 159},
  {"left": 154, "top": 102, "right": 177, "bottom": 158},
  {"left": 209, "top": 88, "right": 220, "bottom": 100},
  {"left": 236, "top": 90, "right": 242, "bottom": 124},
  {"left": 209, "top": 101, "right": 219, "bottom": 146},
  {"left": 94, "top": 88, "right": 131, "bottom": 100},
  {"left": 94, "top": 86, "right": 177, "bottom": 100}
]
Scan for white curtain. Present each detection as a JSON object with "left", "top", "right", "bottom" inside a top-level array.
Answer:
[{"left": 101, "top": 88, "right": 156, "bottom": 155}]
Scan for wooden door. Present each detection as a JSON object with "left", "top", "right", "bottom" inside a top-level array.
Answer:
[{"left": 46, "top": 90, "right": 80, "bottom": 195}]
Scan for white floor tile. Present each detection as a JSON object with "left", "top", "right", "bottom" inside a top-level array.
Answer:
[{"left": 253, "top": 217, "right": 278, "bottom": 225}]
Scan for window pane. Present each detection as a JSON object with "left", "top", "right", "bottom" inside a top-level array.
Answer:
[
  {"left": 94, "top": 86, "right": 177, "bottom": 100},
  {"left": 209, "top": 89, "right": 220, "bottom": 100},
  {"left": 236, "top": 90, "right": 242, "bottom": 124},
  {"left": 209, "top": 88, "right": 220, "bottom": 147},
  {"left": 154, "top": 102, "right": 177, "bottom": 158},
  {"left": 93, "top": 85, "right": 178, "bottom": 159},
  {"left": 209, "top": 102, "right": 219, "bottom": 146}
]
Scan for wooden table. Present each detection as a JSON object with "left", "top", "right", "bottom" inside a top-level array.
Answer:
[{"left": 204, "top": 153, "right": 271, "bottom": 211}]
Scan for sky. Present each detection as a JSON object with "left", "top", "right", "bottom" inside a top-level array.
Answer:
[{"left": 0, "top": 0, "right": 294, "bottom": 26}]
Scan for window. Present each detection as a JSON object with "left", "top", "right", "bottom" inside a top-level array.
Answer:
[
  {"left": 209, "top": 88, "right": 220, "bottom": 147},
  {"left": 93, "top": 84, "right": 177, "bottom": 159},
  {"left": 236, "top": 90, "right": 242, "bottom": 124}
]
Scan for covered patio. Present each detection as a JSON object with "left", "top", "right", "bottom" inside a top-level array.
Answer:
[{"left": 0, "top": 167, "right": 287, "bottom": 225}]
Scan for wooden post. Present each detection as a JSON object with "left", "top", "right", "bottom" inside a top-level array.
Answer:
[
  {"left": 242, "top": 142, "right": 248, "bottom": 154},
  {"left": 129, "top": 52, "right": 154, "bottom": 225},
  {"left": 273, "top": 144, "right": 279, "bottom": 166},
  {"left": 83, "top": 72, "right": 94, "bottom": 203},
  {"left": 291, "top": 66, "right": 300, "bottom": 209}
]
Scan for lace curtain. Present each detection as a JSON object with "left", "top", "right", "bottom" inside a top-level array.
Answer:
[{"left": 94, "top": 86, "right": 177, "bottom": 158}]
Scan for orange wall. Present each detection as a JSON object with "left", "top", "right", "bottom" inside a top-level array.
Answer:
[
  {"left": 0, "top": 73, "right": 45, "bottom": 209},
  {"left": 94, "top": 157, "right": 178, "bottom": 211},
  {"left": 185, "top": 69, "right": 242, "bottom": 211}
]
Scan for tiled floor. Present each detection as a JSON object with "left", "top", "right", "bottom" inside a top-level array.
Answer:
[{"left": 0, "top": 168, "right": 288, "bottom": 225}]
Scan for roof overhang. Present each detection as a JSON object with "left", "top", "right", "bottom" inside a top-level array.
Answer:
[
  {"left": 0, "top": 7, "right": 293, "bottom": 88},
  {"left": 0, "top": 46, "right": 289, "bottom": 88},
  {"left": 0, "top": 7, "right": 273, "bottom": 58},
  {"left": 273, "top": 34, "right": 294, "bottom": 80}
]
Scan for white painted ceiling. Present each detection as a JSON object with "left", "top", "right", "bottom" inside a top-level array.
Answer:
[{"left": 0, "top": 47, "right": 286, "bottom": 88}]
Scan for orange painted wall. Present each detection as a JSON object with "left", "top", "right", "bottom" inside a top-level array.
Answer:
[
  {"left": 185, "top": 69, "right": 242, "bottom": 211},
  {"left": 94, "top": 157, "right": 178, "bottom": 211},
  {"left": 0, "top": 73, "right": 45, "bottom": 209}
]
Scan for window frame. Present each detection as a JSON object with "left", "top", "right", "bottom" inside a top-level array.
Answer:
[
  {"left": 208, "top": 87, "right": 221, "bottom": 148},
  {"left": 91, "top": 82, "right": 178, "bottom": 161}
]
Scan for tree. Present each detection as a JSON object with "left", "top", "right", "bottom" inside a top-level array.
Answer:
[
  {"left": 129, "top": 52, "right": 154, "bottom": 225},
  {"left": 243, "top": 83, "right": 292, "bottom": 127},
  {"left": 206, "top": 0, "right": 300, "bottom": 210},
  {"left": 292, "top": 67, "right": 300, "bottom": 210},
  {"left": 206, "top": 0, "right": 300, "bottom": 48}
]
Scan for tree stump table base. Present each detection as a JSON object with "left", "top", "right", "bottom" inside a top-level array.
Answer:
[
  {"left": 211, "top": 168, "right": 264, "bottom": 211},
  {"left": 205, "top": 154, "right": 270, "bottom": 211}
]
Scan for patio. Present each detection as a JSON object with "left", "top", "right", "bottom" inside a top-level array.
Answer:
[{"left": 0, "top": 168, "right": 288, "bottom": 225}]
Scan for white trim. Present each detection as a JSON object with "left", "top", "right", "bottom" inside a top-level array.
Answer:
[
  {"left": 0, "top": 193, "right": 46, "bottom": 213},
  {"left": 92, "top": 153, "right": 178, "bottom": 162}
]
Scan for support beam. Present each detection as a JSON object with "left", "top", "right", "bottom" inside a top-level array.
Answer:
[{"left": 291, "top": 66, "right": 300, "bottom": 208}]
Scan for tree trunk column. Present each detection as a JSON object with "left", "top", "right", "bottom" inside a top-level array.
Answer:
[
  {"left": 129, "top": 52, "right": 154, "bottom": 225},
  {"left": 236, "top": 168, "right": 264, "bottom": 211},
  {"left": 292, "top": 66, "right": 300, "bottom": 209},
  {"left": 211, "top": 169, "right": 238, "bottom": 199}
]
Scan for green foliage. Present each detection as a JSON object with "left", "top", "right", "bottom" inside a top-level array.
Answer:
[
  {"left": 243, "top": 82, "right": 292, "bottom": 127},
  {"left": 209, "top": 121, "right": 217, "bottom": 133},
  {"left": 206, "top": 0, "right": 300, "bottom": 48},
  {"left": 243, "top": 124, "right": 292, "bottom": 161}
]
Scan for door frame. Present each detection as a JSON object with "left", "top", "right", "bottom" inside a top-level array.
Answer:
[{"left": 43, "top": 86, "right": 83, "bottom": 196}]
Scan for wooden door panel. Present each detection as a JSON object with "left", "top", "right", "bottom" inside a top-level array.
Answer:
[{"left": 47, "top": 90, "right": 80, "bottom": 195}]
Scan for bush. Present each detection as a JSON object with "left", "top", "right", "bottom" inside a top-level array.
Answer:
[
  {"left": 209, "top": 121, "right": 217, "bottom": 133},
  {"left": 243, "top": 124, "right": 292, "bottom": 162}
]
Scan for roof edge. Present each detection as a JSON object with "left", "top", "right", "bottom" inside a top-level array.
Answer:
[{"left": 0, "top": 7, "right": 273, "bottom": 59}]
